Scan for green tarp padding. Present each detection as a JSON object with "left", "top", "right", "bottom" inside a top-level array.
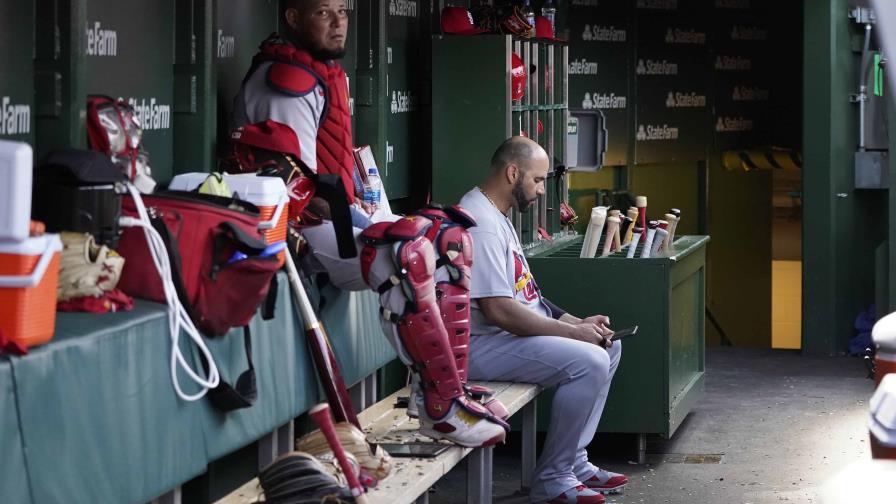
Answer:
[
  {"left": 2, "top": 272, "right": 394, "bottom": 503},
  {"left": 1, "top": 361, "right": 31, "bottom": 504}
]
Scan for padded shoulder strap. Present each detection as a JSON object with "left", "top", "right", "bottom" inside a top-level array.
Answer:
[
  {"left": 266, "top": 62, "right": 319, "bottom": 96},
  {"left": 385, "top": 216, "right": 433, "bottom": 241}
]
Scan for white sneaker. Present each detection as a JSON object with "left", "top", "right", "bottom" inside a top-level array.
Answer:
[{"left": 417, "top": 397, "right": 507, "bottom": 448}]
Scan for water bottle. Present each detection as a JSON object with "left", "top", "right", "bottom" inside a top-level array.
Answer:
[
  {"left": 522, "top": 0, "right": 536, "bottom": 34},
  {"left": 363, "top": 167, "right": 383, "bottom": 211},
  {"left": 541, "top": 0, "right": 556, "bottom": 36}
]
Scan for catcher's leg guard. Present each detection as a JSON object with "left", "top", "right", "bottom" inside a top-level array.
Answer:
[
  {"left": 417, "top": 205, "right": 504, "bottom": 410},
  {"left": 360, "top": 217, "right": 508, "bottom": 447}
]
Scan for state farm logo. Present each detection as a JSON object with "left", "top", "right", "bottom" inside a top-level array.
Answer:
[
  {"left": 715, "top": 0, "right": 751, "bottom": 8},
  {"left": 637, "top": 0, "right": 677, "bottom": 9},
  {"left": 732, "top": 86, "right": 769, "bottom": 101},
  {"left": 665, "top": 92, "right": 707, "bottom": 108},
  {"left": 217, "top": 30, "right": 235, "bottom": 58},
  {"left": 1, "top": 96, "right": 30, "bottom": 135},
  {"left": 569, "top": 58, "right": 598, "bottom": 75},
  {"left": 715, "top": 116, "right": 753, "bottom": 132},
  {"left": 582, "top": 25, "right": 627, "bottom": 42},
  {"left": 572, "top": 0, "right": 599, "bottom": 5},
  {"left": 125, "top": 97, "right": 171, "bottom": 130},
  {"left": 636, "top": 124, "right": 679, "bottom": 141},
  {"left": 86, "top": 21, "right": 118, "bottom": 56},
  {"left": 389, "top": 0, "right": 417, "bottom": 17},
  {"left": 731, "top": 25, "right": 768, "bottom": 41},
  {"left": 582, "top": 93, "right": 627, "bottom": 109},
  {"left": 636, "top": 59, "right": 678, "bottom": 76},
  {"left": 715, "top": 55, "right": 752, "bottom": 71},
  {"left": 665, "top": 28, "right": 707, "bottom": 45},
  {"left": 390, "top": 90, "right": 416, "bottom": 114}
]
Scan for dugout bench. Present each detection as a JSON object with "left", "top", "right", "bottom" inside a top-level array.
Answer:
[{"left": 217, "top": 381, "right": 542, "bottom": 504}]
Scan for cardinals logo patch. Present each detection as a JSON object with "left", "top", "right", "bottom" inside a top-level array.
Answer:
[{"left": 512, "top": 251, "right": 539, "bottom": 302}]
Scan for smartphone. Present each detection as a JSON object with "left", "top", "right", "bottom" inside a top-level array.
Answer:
[
  {"left": 611, "top": 325, "right": 638, "bottom": 341},
  {"left": 378, "top": 443, "right": 450, "bottom": 458}
]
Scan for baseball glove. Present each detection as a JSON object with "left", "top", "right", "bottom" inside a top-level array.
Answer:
[
  {"left": 258, "top": 451, "right": 356, "bottom": 504},
  {"left": 296, "top": 422, "right": 393, "bottom": 481},
  {"left": 470, "top": 5, "right": 499, "bottom": 33},
  {"left": 58, "top": 232, "right": 125, "bottom": 301},
  {"left": 499, "top": 6, "right": 534, "bottom": 38}
]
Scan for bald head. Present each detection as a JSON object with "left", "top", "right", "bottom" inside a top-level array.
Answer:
[
  {"left": 481, "top": 136, "right": 549, "bottom": 213},
  {"left": 489, "top": 136, "right": 548, "bottom": 176}
]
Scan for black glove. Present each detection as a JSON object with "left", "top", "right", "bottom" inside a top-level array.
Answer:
[{"left": 259, "top": 451, "right": 356, "bottom": 504}]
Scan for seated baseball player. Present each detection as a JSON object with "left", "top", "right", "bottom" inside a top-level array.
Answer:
[
  {"left": 459, "top": 136, "right": 628, "bottom": 504},
  {"left": 224, "top": 120, "right": 509, "bottom": 449}
]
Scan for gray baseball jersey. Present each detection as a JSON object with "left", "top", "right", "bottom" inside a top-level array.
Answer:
[
  {"left": 459, "top": 187, "right": 551, "bottom": 336},
  {"left": 231, "top": 60, "right": 326, "bottom": 172}
]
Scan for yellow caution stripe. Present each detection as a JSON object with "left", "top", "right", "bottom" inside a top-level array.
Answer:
[{"left": 722, "top": 148, "right": 802, "bottom": 171}]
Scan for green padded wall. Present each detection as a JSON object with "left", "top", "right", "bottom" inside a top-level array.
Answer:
[{"left": 0, "top": 362, "right": 31, "bottom": 504}]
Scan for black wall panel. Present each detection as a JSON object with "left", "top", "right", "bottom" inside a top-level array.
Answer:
[
  {"left": 567, "top": 0, "right": 632, "bottom": 167},
  {"left": 634, "top": 0, "right": 711, "bottom": 164},
  {"left": 215, "top": 0, "right": 279, "bottom": 151},
  {"left": 85, "top": 0, "right": 175, "bottom": 179},
  {"left": 0, "top": 0, "right": 35, "bottom": 145}
]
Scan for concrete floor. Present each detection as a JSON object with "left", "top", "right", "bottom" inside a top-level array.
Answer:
[{"left": 426, "top": 347, "right": 874, "bottom": 504}]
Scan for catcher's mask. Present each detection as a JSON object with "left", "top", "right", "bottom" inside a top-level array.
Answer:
[{"left": 86, "top": 95, "right": 155, "bottom": 193}]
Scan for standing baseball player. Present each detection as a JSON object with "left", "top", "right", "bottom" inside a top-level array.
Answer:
[
  {"left": 229, "top": 0, "right": 508, "bottom": 448},
  {"left": 460, "top": 136, "right": 628, "bottom": 504}
]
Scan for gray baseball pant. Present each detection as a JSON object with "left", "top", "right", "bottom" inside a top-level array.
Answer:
[{"left": 467, "top": 332, "right": 622, "bottom": 503}]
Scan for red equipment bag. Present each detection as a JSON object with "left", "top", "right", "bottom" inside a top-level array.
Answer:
[{"left": 117, "top": 190, "right": 280, "bottom": 336}]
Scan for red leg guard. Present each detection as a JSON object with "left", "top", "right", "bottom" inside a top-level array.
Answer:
[{"left": 392, "top": 236, "right": 466, "bottom": 420}]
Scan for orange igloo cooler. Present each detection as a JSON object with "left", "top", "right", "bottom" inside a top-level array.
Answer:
[{"left": 0, "top": 234, "right": 63, "bottom": 349}]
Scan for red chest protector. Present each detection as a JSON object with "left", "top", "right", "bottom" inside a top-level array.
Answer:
[{"left": 249, "top": 40, "right": 356, "bottom": 203}]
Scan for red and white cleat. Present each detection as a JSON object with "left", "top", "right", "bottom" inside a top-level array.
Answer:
[
  {"left": 547, "top": 484, "right": 606, "bottom": 504},
  {"left": 582, "top": 468, "right": 629, "bottom": 494}
]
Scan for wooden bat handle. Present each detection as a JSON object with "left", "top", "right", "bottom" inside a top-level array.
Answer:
[{"left": 309, "top": 403, "right": 370, "bottom": 503}]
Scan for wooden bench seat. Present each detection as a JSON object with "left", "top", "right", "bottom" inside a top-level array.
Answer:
[{"left": 217, "top": 381, "right": 541, "bottom": 504}]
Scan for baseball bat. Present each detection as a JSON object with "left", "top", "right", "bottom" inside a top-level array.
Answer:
[
  {"left": 309, "top": 403, "right": 369, "bottom": 503},
  {"left": 626, "top": 227, "right": 643, "bottom": 258},
  {"left": 661, "top": 213, "right": 676, "bottom": 250},
  {"left": 284, "top": 252, "right": 361, "bottom": 430},
  {"left": 650, "top": 227, "right": 669, "bottom": 257},
  {"left": 601, "top": 216, "right": 621, "bottom": 256},
  {"left": 667, "top": 208, "right": 681, "bottom": 248},
  {"left": 625, "top": 207, "right": 639, "bottom": 244},
  {"left": 606, "top": 209, "right": 621, "bottom": 251},
  {"left": 580, "top": 206, "right": 607, "bottom": 258},
  {"left": 619, "top": 216, "right": 634, "bottom": 246},
  {"left": 640, "top": 220, "right": 659, "bottom": 258},
  {"left": 656, "top": 218, "right": 669, "bottom": 250},
  {"left": 635, "top": 196, "right": 647, "bottom": 231}
]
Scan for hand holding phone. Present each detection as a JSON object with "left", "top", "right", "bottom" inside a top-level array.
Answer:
[{"left": 610, "top": 325, "right": 638, "bottom": 341}]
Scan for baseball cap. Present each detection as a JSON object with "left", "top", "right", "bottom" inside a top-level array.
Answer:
[
  {"left": 230, "top": 119, "right": 301, "bottom": 158},
  {"left": 535, "top": 15, "right": 565, "bottom": 42},
  {"left": 441, "top": 6, "right": 488, "bottom": 35}
]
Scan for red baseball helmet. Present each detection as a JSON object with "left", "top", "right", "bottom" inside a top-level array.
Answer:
[
  {"left": 511, "top": 52, "right": 527, "bottom": 101},
  {"left": 226, "top": 120, "right": 305, "bottom": 182},
  {"left": 230, "top": 119, "right": 301, "bottom": 158}
]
